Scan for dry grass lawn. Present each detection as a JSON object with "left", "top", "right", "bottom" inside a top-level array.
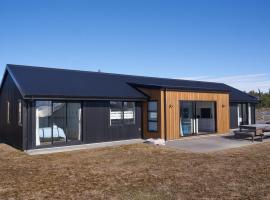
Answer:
[{"left": 1, "top": 142, "right": 270, "bottom": 200}]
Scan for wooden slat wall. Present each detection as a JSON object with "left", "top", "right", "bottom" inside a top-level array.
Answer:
[
  {"left": 139, "top": 88, "right": 230, "bottom": 140},
  {"left": 165, "top": 91, "right": 230, "bottom": 140}
]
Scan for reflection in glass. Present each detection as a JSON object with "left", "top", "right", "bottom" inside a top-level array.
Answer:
[
  {"left": 180, "top": 102, "right": 194, "bottom": 136},
  {"left": 123, "top": 102, "right": 135, "bottom": 125},
  {"left": 36, "top": 101, "right": 52, "bottom": 146},
  {"left": 148, "top": 112, "right": 157, "bottom": 121},
  {"left": 66, "top": 103, "right": 81, "bottom": 141},
  {"left": 36, "top": 101, "right": 81, "bottom": 146},
  {"left": 148, "top": 121, "right": 158, "bottom": 131},
  {"left": 52, "top": 102, "right": 66, "bottom": 143},
  {"left": 147, "top": 101, "right": 158, "bottom": 131},
  {"left": 110, "top": 101, "right": 123, "bottom": 126},
  {"left": 148, "top": 101, "right": 157, "bottom": 111}
]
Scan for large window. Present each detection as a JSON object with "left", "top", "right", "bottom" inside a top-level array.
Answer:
[
  {"left": 110, "top": 101, "right": 135, "bottom": 126},
  {"left": 67, "top": 103, "right": 82, "bottom": 142},
  {"left": 36, "top": 101, "right": 81, "bottom": 146},
  {"left": 148, "top": 101, "right": 158, "bottom": 132}
]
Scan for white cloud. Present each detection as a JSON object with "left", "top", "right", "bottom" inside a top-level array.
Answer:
[{"left": 177, "top": 73, "right": 270, "bottom": 92}]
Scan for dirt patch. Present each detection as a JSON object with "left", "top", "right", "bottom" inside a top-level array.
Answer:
[{"left": 1, "top": 143, "right": 270, "bottom": 199}]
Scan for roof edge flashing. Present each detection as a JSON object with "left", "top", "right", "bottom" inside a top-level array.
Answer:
[
  {"left": 129, "top": 82, "right": 229, "bottom": 93},
  {"left": 23, "top": 94, "right": 147, "bottom": 101}
]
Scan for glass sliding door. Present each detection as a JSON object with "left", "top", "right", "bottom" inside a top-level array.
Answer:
[
  {"left": 180, "top": 101, "right": 216, "bottom": 136},
  {"left": 66, "top": 103, "right": 81, "bottom": 142},
  {"left": 36, "top": 101, "right": 52, "bottom": 146},
  {"left": 248, "top": 103, "right": 252, "bottom": 124},
  {"left": 242, "top": 103, "right": 248, "bottom": 125},
  {"left": 237, "top": 103, "right": 243, "bottom": 125},
  {"left": 196, "top": 102, "right": 216, "bottom": 134},
  {"left": 35, "top": 101, "right": 82, "bottom": 147},
  {"left": 237, "top": 103, "right": 249, "bottom": 125},
  {"left": 180, "top": 102, "right": 195, "bottom": 136},
  {"left": 52, "top": 102, "right": 67, "bottom": 144}
]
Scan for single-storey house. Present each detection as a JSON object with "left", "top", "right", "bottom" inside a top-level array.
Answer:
[{"left": 0, "top": 64, "right": 258, "bottom": 150}]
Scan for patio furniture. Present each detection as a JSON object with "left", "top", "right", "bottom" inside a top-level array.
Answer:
[
  {"left": 234, "top": 130, "right": 264, "bottom": 142},
  {"left": 240, "top": 124, "right": 270, "bottom": 133},
  {"left": 263, "top": 114, "right": 270, "bottom": 122},
  {"left": 262, "top": 125, "right": 270, "bottom": 132},
  {"left": 238, "top": 124, "right": 270, "bottom": 142}
]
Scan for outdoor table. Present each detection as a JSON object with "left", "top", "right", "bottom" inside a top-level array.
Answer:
[{"left": 239, "top": 124, "right": 270, "bottom": 135}]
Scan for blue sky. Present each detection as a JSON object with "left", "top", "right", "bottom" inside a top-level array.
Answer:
[{"left": 0, "top": 0, "right": 270, "bottom": 92}]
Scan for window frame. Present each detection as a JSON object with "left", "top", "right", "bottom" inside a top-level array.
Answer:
[
  {"left": 200, "top": 108, "right": 212, "bottom": 119},
  {"left": 109, "top": 101, "right": 136, "bottom": 126},
  {"left": 109, "top": 101, "right": 124, "bottom": 126},
  {"left": 18, "top": 99, "right": 22, "bottom": 126},
  {"left": 35, "top": 100, "right": 82, "bottom": 147},
  {"left": 123, "top": 102, "right": 136, "bottom": 125},
  {"left": 147, "top": 101, "right": 158, "bottom": 132}
]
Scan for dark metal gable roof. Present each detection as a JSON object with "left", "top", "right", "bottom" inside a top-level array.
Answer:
[
  {"left": 220, "top": 84, "right": 259, "bottom": 103},
  {"left": 5, "top": 64, "right": 147, "bottom": 100},
  {"left": 4, "top": 64, "right": 258, "bottom": 103}
]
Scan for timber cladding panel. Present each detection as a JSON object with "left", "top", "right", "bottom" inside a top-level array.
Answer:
[
  {"left": 139, "top": 87, "right": 230, "bottom": 140},
  {"left": 165, "top": 91, "right": 230, "bottom": 140}
]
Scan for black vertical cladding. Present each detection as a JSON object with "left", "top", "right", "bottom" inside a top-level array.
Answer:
[
  {"left": 82, "top": 101, "right": 142, "bottom": 143},
  {"left": 26, "top": 101, "right": 36, "bottom": 150},
  {"left": 251, "top": 104, "right": 256, "bottom": 124},
  {"left": 241, "top": 103, "right": 249, "bottom": 125},
  {"left": 0, "top": 72, "right": 24, "bottom": 149},
  {"left": 22, "top": 100, "right": 28, "bottom": 149},
  {"left": 230, "top": 103, "right": 238, "bottom": 129},
  {"left": 229, "top": 103, "right": 256, "bottom": 129}
]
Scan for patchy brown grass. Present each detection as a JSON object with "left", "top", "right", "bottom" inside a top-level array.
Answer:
[{"left": 0, "top": 143, "right": 270, "bottom": 200}]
